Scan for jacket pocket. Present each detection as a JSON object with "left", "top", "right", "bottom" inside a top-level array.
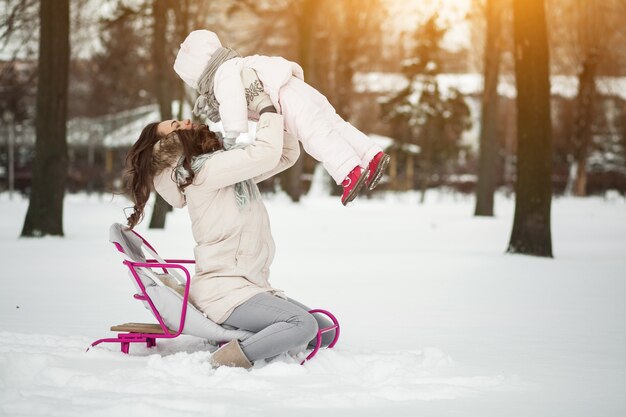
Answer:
[{"left": 235, "top": 231, "right": 259, "bottom": 264}]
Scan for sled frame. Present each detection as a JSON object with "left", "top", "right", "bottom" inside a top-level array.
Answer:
[{"left": 89, "top": 228, "right": 340, "bottom": 364}]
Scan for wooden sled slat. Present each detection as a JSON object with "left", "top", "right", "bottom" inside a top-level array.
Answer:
[{"left": 111, "top": 323, "right": 174, "bottom": 334}]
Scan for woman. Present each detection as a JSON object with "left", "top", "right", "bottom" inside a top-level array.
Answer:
[{"left": 123, "top": 95, "right": 333, "bottom": 368}]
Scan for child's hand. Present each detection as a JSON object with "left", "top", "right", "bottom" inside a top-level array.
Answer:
[{"left": 241, "top": 67, "right": 274, "bottom": 115}]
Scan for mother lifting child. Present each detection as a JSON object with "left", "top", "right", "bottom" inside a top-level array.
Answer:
[{"left": 123, "top": 73, "right": 334, "bottom": 368}]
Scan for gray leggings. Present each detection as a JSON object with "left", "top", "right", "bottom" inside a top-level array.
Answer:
[{"left": 222, "top": 293, "right": 335, "bottom": 363}]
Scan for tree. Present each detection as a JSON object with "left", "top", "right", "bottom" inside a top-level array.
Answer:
[
  {"left": 0, "top": 0, "right": 38, "bottom": 122},
  {"left": 474, "top": 0, "right": 504, "bottom": 216},
  {"left": 277, "top": 0, "right": 318, "bottom": 203},
  {"left": 21, "top": 0, "right": 70, "bottom": 237},
  {"left": 0, "top": 62, "right": 33, "bottom": 123},
  {"left": 277, "top": 0, "right": 385, "bottom": 200},
  {"left": 75, "top": 4, "right": 153, "bottom": 118},
  {"left": 220, "top": 0, "right": 317, "bottom": 202},
  {"left": 568, "top": 0, "right": 614, "bottom": 196},
  {"left": 222, "top": 0, "right": 385, "bottom": 201},
  {"left": 382, "top": 15, "right": 472, "bottom": 202},
  {"left": 320, "top": 0, "right": 385, "bottom": 120},
  {"left": 148, "top": 0, "right": 174, "bottom": 229},
  {"left": 571, "top": 45, "right": 599, "bottom": 196},
  {"left": 547, "top": 0, "right": 626, "bottom": 196},
  {"left": 80, "top": 0, "right": 173, "bottom": 228},
  {"left": 507, "top": 0, "right": 553, "bottom": 257}
]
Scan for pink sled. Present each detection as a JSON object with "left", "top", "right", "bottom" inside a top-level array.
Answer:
[{"left": 88, "top": 223, "right": 339, "bottom": 365}]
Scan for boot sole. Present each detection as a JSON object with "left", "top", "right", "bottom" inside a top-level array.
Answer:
[
  {"left": 367, "top": 153, "right": 391, "bottom": 190},
  {"left": 341, "top": 169, "right": 369, "bottom": 206}
]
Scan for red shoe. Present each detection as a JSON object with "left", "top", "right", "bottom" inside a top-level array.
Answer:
[
  {"left": 341, "top": 166, "right": 369, "bottom": 206},
  {"left": 366, "top": 152, "right": 391, "bottom": 190}
]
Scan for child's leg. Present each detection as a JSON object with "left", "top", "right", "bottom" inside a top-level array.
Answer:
[
  {"left": 301, "top": 127, "right": 364, "bottom": 185},
  {"left": 281, "top": 79, "right": 362, "bottom": 184},
  {"left": 221, "top": 293, "right": 319, "bottom": 362},
  {"left": 330, "top": 113, "right": 382, "bottom": 166}
]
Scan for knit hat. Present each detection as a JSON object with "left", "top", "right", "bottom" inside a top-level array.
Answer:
[{"left": 174, "top": 30, "right": 223, "bottom": 90}]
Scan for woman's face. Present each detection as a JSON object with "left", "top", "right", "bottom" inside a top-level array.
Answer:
[{"left": 157, "top": 119, "right": 196, "bottom": 136}]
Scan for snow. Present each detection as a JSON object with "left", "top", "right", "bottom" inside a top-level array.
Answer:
[
  {"left": 100, "top": 106, "right": 161, "bottom": 148},
  {"left": 355, "top": 72, "right": 626, "bottom": 100},
  {"left": 101, "top": 101, "right": 195, "bottom": 148},
  {"left": 1, "top": 191, "right": 625, "bottom": 417}
]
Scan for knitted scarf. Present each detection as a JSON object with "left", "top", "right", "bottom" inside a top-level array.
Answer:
[
  {"left": 173, "top": 148, "right": 260, "bottom": 210},
  {"left": 193, "top": 47, "right": 240, "bottom": 123}
]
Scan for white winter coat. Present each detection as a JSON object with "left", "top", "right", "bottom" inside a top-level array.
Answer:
[
  {"left": 174, "top": 30, "right": 380, "bottom": 184},
  {"left": 213, "top": 56, "right": 380, "bottom": 183},
  {"left": 213, "top": 55, "right": 304, "bottom": 134}
]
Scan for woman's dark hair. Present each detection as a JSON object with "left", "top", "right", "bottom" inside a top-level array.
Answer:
[{"left": 123, "top": 122, "right": 222, "bottom": 229}]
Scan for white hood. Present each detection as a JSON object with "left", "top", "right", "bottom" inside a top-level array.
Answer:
[{"left": 173, "top": 30, "right": 222, "bottom": 90}]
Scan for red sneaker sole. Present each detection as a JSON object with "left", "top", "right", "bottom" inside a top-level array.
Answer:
[
  {"left": 341, "top": 169, "right": 369, "bottom": 206},
  {"left": 367, "top": 153, "right": 391, "bottom": 190}
]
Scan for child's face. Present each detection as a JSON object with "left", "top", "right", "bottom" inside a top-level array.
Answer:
[{"left": 157, "top": 119, "right": 196, "bottom": 136}]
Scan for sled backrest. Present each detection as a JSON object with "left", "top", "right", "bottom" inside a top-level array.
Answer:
[
  {"left": 110, "top": 223, "right": 146, "bottom": 263},
  {"left": 108, "top": 223, "right": 254, "bottom": 343},
  {"left": 109, "top": 223, "right": 185, "bottom": 287}
]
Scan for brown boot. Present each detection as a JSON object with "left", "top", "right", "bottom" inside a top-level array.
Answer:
[{"left": 210, "top": 340, "right": 253, "bottom": 369}]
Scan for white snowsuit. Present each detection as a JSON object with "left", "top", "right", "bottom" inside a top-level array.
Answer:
[{"left": 174, "top": 30, "right": 382, "bottom": 184}]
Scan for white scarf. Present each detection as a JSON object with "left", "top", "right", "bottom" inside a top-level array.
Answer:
[
  {"left": 192, "top": 47, "right": 240, "bottom": 122},
  {"left": 173, "top": 148, "right": 260, "bottom": 209}
]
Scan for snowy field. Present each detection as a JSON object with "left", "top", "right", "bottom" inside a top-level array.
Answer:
[{"left": 0, "top": 190, "right": 625, "bottom": 417}]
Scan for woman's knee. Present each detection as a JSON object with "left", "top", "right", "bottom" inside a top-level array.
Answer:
[{"left": 294, "top": 313, "right": 319, "bottom": 345}]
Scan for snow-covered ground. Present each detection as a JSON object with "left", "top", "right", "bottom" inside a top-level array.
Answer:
[{"left": 1, "top": 191, "right": 625, "bottom": 417}]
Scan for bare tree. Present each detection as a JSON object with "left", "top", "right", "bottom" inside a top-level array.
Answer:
[
  {"left": 0, "top": 0, "right": 39, "bottom": 56},
  {"left": 1, "top": 0, "right": 39, "bottom": 123},
  {"left": 216, "top": 0, "right": 387, "bottom": 201},
  {"left": 321, "top": 0, "right": 385, "bottom": 120},
  {"left": 548, "top": 0, "right": 626, "bottom": 196},
  {"left": 474, "top": 0, "right": 504, "bottom": 216},
  {"left": 276, "top": 0, "right": 385, "bottom": 200},
  {"left": 21, "top": 0, "right": 70, "bottom": 237},
  {"left": 150, "top": 0, "right": 233, "bottom": 228},
  {"left": 278, "top": 0, "right": 318, "bottom": 202},
  {"left": 148, "top": 0, "right": 174, "bottom": 229},
  {"left": 507, "top": 0, "right": 553, "bottom": 257},
  {"left": 570, "top": 0, "right": 610, "bottom": 196}
]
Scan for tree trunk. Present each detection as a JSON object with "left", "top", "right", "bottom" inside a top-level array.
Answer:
[
  {"left": 419, "top": 123, "right": 434, "bottom": 204},
  {"left": 405, "top": 153, "right": 414, "bottom": 191},
  {"left": 149, "top": 0, "right": 173, "bottom": 229},
  {"left": 418, "top": 166, "right": 428, "bottom": 204},
  {"left": 21, "top": 0, "right": 70, "bottom": 238},
  {"left": 297, "top": 0, "right": 317, "bottom": 92},
  {"left": 333, "top": 0, "right": 381, "bottom": 121},
  {"left": 333, "top": 1, "right": 357, "bottom": 121},
  {"left": 277, "top": 0, "right": 318, "bottom": 203},
  {"left": 174, "top": 0, "right": 190, "bottom": 122},
  {"left": 474, "top": 0, "right": 502, "bottom": 216},
  {"left": 389, "top": 148, "right": 398, "bottom": 189},
  {"left": 152, "top": 0, "right": 173, "bottom": 122},
  {"left": 572, "top": 52, "right": 599, "bottom": 196},
  {"left": 507, "top": 0, "right": 553, "bottom": 257}
]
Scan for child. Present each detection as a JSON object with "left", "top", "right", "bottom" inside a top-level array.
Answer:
[{"left": 173, "top": 30, "right": 390, "bottom": 205}]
